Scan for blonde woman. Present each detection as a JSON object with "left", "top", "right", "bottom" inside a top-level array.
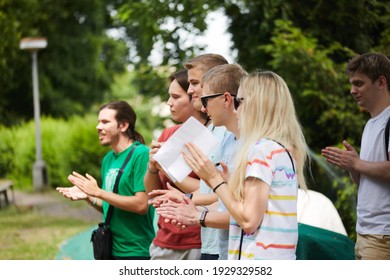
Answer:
[{"left": 181, "top": 71, "right": 309, "bottom": 260}]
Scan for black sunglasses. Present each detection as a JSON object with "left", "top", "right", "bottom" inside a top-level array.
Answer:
[
  {"left": 200, "top": 93, "right": 224, "bottom": 108},
  {"left": 233, "top": 96, "right": 245, "bottom": 110}
]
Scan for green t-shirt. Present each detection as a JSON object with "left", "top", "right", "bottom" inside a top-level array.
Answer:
[{"left": 101, "top": 142, "right": 155, "bottom": 257}]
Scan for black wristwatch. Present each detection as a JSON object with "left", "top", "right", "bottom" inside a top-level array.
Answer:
[{"left": 199, "top": 205, "right": 209, "bottom": 227}]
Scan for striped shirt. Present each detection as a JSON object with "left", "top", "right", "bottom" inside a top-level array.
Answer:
[{"left": 228, "top": 139, "right": 298, "bottom": 260}]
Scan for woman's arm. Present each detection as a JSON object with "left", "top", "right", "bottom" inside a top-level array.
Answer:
[
  {"left": 183, "top": 142, "right": 270, "bottom": 234},
  {"left": 210, "top": 177, "right": 269, "bottom": 233}
]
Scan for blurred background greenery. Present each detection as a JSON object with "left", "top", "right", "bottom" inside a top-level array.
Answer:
[{"left": 1, "top": 0, "right": 389, "bottom": 240}]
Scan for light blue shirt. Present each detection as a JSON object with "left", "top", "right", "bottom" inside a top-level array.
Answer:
[
  {"left": 199, "top": 124, "right": 228, "bottom": 255},
  {"left": 217, "top": 132, "right": 238, "bottom": 259}
]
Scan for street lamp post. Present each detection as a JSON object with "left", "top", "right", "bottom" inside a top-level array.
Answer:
[{"left": 20, "top": 37, "right": 48, "bottom": 191}]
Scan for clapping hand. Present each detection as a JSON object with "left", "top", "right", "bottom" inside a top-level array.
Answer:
[
  {"left": 56, "top": 185, "right": 87, "bottom": 201},
  {"left": 68, "top": 171, "right": 101, "bottom": 197}
]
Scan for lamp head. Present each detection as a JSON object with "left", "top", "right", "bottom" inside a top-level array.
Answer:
[{"left": 20, "top": 37, "right": 47, "bottom": 51}]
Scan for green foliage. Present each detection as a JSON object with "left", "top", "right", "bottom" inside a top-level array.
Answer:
[
  {"left": 112, "top": 1, "right": 218, "bottom": 65},
  {"left": 0, "top": 116, "right": 107, "bottom": 189},
  {"left": 108, "top": 1, "right": 225, "bottom": 101},
  {"left": 308, "top": 149, "right": 357, "bottom": 239},
  {"left": 1, "top": 122, "right": 36, "bottom": 189},
  {"left": 262, "top": 20, "right": 368, "bottom": 152},
  {"left": 333, "top": 176, "right": 358, "bottom": 240},
  {"left": 225, "top": 0, "right": 390, "bottom": 69},
  {"left": 376, "top": 28, "right": 390, "bottom": 55},
  {"left": 0, "top": 0, "right": 128, "bottom": 126},
  {"left": 0, "top": 125, "right": 14, "bottom": 177}
]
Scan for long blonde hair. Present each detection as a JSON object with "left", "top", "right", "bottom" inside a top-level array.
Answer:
[{"left": 229, "top": 71, "right": 309, "bottom": 201}]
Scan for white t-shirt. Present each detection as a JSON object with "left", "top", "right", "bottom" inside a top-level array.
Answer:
[
  {"left": 228, "top": 139, "right": 298, "bottom": 260},
  {"left": 357, "top": 106, "right": 390, "bottom": 235}
]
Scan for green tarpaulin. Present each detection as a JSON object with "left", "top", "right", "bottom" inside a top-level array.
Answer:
[{"left": 297, "top": 223, "right": 355, "bottom": 260}]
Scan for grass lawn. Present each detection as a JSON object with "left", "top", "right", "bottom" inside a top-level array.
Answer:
[{"left": 0, "top": 202, "right": 95, "bottom": 260}]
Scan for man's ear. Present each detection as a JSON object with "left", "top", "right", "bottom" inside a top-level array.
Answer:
[
  {"left": 119, "top": 121, "right": 129, "bottom": 132},
  {"left": 377, "top": 75, "right": 387, "bottom": 90},
  {"left": 224, "top": 92, "right": 232, "bottom": 107}
]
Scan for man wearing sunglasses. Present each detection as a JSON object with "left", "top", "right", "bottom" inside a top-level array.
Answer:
[
  {"left": 183, "top": 53, "right": 230, "bottom": 260},
  {"left": 198, "top": 64, "right": 247, "bottom": 259},
  {"left": 201, "top": 93, "right": 245, "bottom": 111}
]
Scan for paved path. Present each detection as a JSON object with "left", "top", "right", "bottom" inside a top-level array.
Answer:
[
  {"left": 13, "top": 189, "right": 100, "bottom": 260},
  {"left": 13, "top": 189, "right": 101, "bottom": 223}
]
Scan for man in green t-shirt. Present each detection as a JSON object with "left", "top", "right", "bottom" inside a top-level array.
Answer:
[{"left": 57, "top": 100, "right": 155, "bottom": 259}]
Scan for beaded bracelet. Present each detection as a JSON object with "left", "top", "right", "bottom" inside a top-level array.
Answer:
[
  {"left": 213, "top": 181, "right": 226, "bottom": 193},
  {"left": 92, "top": 197, "right": 97, "bottom": 206}
]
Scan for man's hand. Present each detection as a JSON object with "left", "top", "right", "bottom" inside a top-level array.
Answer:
[
  {"left": 56, "top": 185, "right": 87, "bottom": 201},
  {"left": 156, "top": 196, "right": 199, "bottom": 229},
  {"left": 148, "top": 183, "right": 186, "bottom": 208},
  {"left": 321, "top": 140, "right": 360, "bottom": 171},
  {"left": 68, "top": 171, "right": 101, "bottom": 197}
]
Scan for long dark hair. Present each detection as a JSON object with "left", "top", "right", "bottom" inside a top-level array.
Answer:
[{"left": 99, "top": 100, "right": 145, "bottom": 144}]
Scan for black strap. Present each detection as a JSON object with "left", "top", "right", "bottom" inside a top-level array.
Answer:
[
  {"left": 274, "top": 140, "right": 295, "bottom": 172},
  {"left": 238, "top": 229, "right": 244, "bottom": 260},
  {"left": 105, "top": 143, "right": 138, "bottom": 225},
  {"left": 385, "top": 117, "right": 390, "bottom": 161}
]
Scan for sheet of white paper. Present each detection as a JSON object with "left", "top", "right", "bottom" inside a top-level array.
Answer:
[{"left": 153, "top": 117, "right": 219, "bottom": 183}]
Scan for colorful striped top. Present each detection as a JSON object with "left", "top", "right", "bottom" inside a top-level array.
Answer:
[{"left": 228, "top": 139, "right": 298, "bottom": 260}]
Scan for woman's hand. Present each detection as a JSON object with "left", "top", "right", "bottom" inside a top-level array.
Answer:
[{"left": 183, "top": 142, "right": 224, "bottom": 184}]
